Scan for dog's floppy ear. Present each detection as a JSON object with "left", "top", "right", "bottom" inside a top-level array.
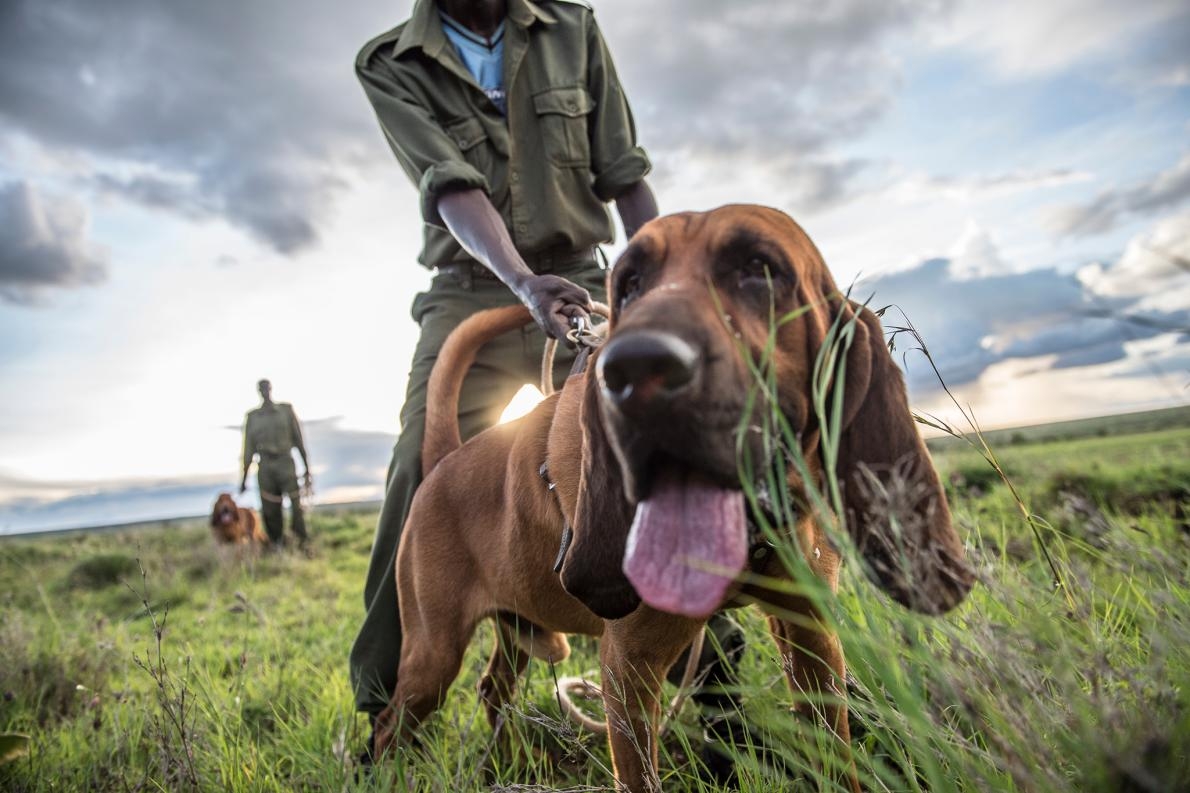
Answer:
[
  {"left": 829, "top": 302, "right": 974, "bottom": 614},
  {"left": 558, "top": 355, "right": 641, "bottom": 620},
  {"left": 210, "top": 493, "right": 226, "bottom": 526}
]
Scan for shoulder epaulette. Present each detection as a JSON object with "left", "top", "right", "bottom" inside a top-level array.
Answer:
[{"left": 356, "top": 23, "right": 405, "bottom": 69}]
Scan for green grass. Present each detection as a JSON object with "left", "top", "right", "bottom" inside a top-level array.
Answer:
[{"left": 2, "top": 422, "right": 1188, "bottom": 792}]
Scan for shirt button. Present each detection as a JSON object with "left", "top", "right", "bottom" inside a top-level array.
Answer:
[
  {"left": 510, "top": 171, "right": 519, "bottom": 183},
  {"left": 517, "top": 224, "right": 527, "bottom": 233}
]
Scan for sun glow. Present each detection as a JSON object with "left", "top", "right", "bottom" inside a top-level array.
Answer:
[{"left": 498, "top": 384, "right": 546, "bottom": 424}]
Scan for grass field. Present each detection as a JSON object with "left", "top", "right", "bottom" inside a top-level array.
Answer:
[{"left": 2, "top": 408, "right": 1188, "bottom": 792}]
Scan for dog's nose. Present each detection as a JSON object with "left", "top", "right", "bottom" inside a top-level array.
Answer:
[{"left": 598, "top": 330, "right": 698, "bottom": 411}]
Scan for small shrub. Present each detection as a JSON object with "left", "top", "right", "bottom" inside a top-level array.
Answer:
[
  {"left": 1043, "top": 464, "right": 1190, "bottom": 516},
  {"left": 184, "top": 556, "right": 218, "bottom": 582},
  {"left": 946, "top": 462, "right": 1014, "bottom": 497},
  {"left": 65, "top": 554, "right": 139, "bottom": 591}
]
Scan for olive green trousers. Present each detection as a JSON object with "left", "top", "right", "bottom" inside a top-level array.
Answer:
[{"left": 256, "top": 454, "right": 307, "bottom": 545}]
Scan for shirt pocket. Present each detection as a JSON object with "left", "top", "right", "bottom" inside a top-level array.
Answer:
[
  {"left": 444, "top": 115, "right": 493, "bottom": 171},
  {"left": 532, "top": 85, "right": 594, "bottom": 168}
]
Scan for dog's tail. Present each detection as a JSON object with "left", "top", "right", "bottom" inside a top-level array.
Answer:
[{"left": 422, "top": 304, "right": 533, "bottom": 477}]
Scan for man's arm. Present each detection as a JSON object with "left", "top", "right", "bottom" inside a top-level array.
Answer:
[
  {"left": 614, "top": 180, "right": 658, "bottom": 240},
  {"left": 288, "top": 406, "right": 311, "bottom": 477},
  {"left": 239, "top": 417, "right": 253, "bottom": 494},
  {"left": 358, "top": 55, "right": 588, "bottom": 340},
  {"left": 438, "top": 189, "right": 592, "bottom": 341}
]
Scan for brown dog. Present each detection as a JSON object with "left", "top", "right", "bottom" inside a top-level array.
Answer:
[
  {"left": 374, "top": 205, "right": 974, "bottom": 791},
  {"left": 209, "top": 492, "right": 267, "bottom": 548}
]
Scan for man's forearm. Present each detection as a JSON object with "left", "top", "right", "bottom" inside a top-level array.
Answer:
[
  {"left": 614, "top": 180, "right": 658, "bottom": 240},
  {"left": 436, "top": 188, "right": 593, "bottom": 341},
  {"left": 437, "top": 189, "right": 533, "bottom": 293}
]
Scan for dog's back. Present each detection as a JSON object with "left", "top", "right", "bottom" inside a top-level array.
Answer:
[{"left": 237, "top": 506, "right": 267, "bottom": 545}]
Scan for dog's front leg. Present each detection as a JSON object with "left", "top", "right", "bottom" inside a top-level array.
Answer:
[
  {"left": 759, "top": 544, "right": 860, "bottom": 793},
  {"left": 600, "top": 613, "right": 701, "bottom": 793}
]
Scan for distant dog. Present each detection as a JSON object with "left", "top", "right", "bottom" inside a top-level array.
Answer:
[{"left": 209, "top": 493, "right": 267, "bottom": 550}]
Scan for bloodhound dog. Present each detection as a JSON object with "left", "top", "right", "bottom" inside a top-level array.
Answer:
[
  {"left": 374, "top": 205, "right": 974, "bottom": 792},
  {"left": 209, "top": 492, "right": 267, "bottom": 548}
]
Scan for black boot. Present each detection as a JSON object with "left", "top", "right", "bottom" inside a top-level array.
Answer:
[{"left": 354, "top": 713, "right": 377, "bottom": 780}]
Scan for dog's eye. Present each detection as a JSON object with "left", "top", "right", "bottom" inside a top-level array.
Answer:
[
  {"left": 739, "top": 256, "right": 776, "bottom": 289},
  {"left": 618, "top": 271, "right": 642, "bottom": 310}
]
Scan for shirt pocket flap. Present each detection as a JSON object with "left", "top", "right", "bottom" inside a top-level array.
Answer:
[
  {"left": 533, "top": 86, "right": 594, "bottom": 118},
  {"left": 444, "top": 116, "right": 488, "bottom": 151}
]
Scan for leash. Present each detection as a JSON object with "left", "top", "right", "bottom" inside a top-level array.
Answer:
[
  {"left": 555, "top": 627, "right": 707, "bottom": 737},
  {"left": 540, "top": 302, "right": 611, "bottom": 396}
]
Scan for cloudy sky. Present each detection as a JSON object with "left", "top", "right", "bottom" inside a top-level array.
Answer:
[{"left": 1, "top": 0, "right": 1188, "bottom": 533}]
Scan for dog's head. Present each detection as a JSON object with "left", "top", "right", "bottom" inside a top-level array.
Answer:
[
  {"left": 210, "top": 492, "right": 239, "bottom": 539},
  {"left": 559, "top": 205, "right": 973, "bottom": 619}
]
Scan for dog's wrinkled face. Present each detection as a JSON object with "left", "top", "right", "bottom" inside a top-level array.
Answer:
[
  {"left": 594, "top": 206, "right": 823, "bottom": 616},
  {"left": 211, "top": 493, "right": 239, "bottom": 536},
  {"left": 600, "top": 207, "right": 823, "bottom": 494},
  {"left": 560, "top": 204, "right": 973, "bottom": 621}
]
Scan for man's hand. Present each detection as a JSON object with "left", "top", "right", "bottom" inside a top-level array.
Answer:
[
  {"left": 514, "top": 274, "right": 593, "bottom": 344},
  {"left": 437, "top": 190, "right": 593, "bottom": 342},
  {"left": 303, "top": 471, "right": 313, "bottom": 490}
]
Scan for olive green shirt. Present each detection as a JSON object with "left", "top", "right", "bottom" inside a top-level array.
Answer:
[
  {"left": 356, "top": 0, "right": 651, "bottom": 269},
  {"left": 242, "top": 402, "right": 307, "bottom": 462}
]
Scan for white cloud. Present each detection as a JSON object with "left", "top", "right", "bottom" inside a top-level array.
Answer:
[
  {"left": 1047, "top": 153, "right": 1190, "bottom": 238},
  {"left": 930, "top": 0, "right": 1188, "bottom": 78},
  {"left": 882, "top": 168, "right": 1091, "bottom": 205},
  {"left": 948, "top": 220, "right": 1009, "bottom": 279},
  {"left": 1077, "top": 210, "right": 1190, "bottom": 297},
  {"left": 912, "top": 342, "right": 1189, "bottom": 431}
]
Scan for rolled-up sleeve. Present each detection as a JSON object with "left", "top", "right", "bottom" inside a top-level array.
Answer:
[
  {"left": 287, "top": 406, "right": 308, "bottom": 458},
  {"left": 241, "top": 416, "right": 255, "bottom": 466},
  {"left": 356, "top": 55, "right": 490, "bottom": 227},
  {"left": 585, "top": 17, "right": 651, "bottom": 202}
]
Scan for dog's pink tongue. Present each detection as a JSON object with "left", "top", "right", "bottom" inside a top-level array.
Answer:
[{"left": 623, "top": 469, "right": 747, "bottom": 619}]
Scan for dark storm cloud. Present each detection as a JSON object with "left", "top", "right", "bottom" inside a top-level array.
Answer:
[
  {"left": 1130, "top": 7, "right": 1190, "bottom": 86},
  {"left": 865, "top": 250, "right": 1189, "bottom": 394},
  {"left": 0, "top": 180, "right": 107, "bottom": 304},
  {"left": 594, "top": 0, "right": 947, "bottom": 210},
  {"left": 0, "top": 0, "right": 386, "bottom": 253},
  {"left": 0, "top": 0, "right": 944, "bottom": 240},
  {"left": 1047, "top": 154, "right": 1190, "bottom": 238}
]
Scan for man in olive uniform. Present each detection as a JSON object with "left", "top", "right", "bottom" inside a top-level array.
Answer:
[
  {"left": 352, "top": 0, "right": 746, "bottom": 778},
  {"left": 240, "top": 379, "right": 311, "bottom": 548}
]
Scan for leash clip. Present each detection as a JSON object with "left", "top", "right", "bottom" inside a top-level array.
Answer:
[{"left": 565, "top": 314, "right": 602, "bottom": 350}]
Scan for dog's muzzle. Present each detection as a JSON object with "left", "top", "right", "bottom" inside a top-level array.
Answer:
[{"left": 597, "top": 330, "right": 699, "bottom": 416}]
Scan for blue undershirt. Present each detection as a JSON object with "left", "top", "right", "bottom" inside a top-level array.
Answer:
[{"left": 439, "top": 11, "right": 506, "bottom": 115}]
